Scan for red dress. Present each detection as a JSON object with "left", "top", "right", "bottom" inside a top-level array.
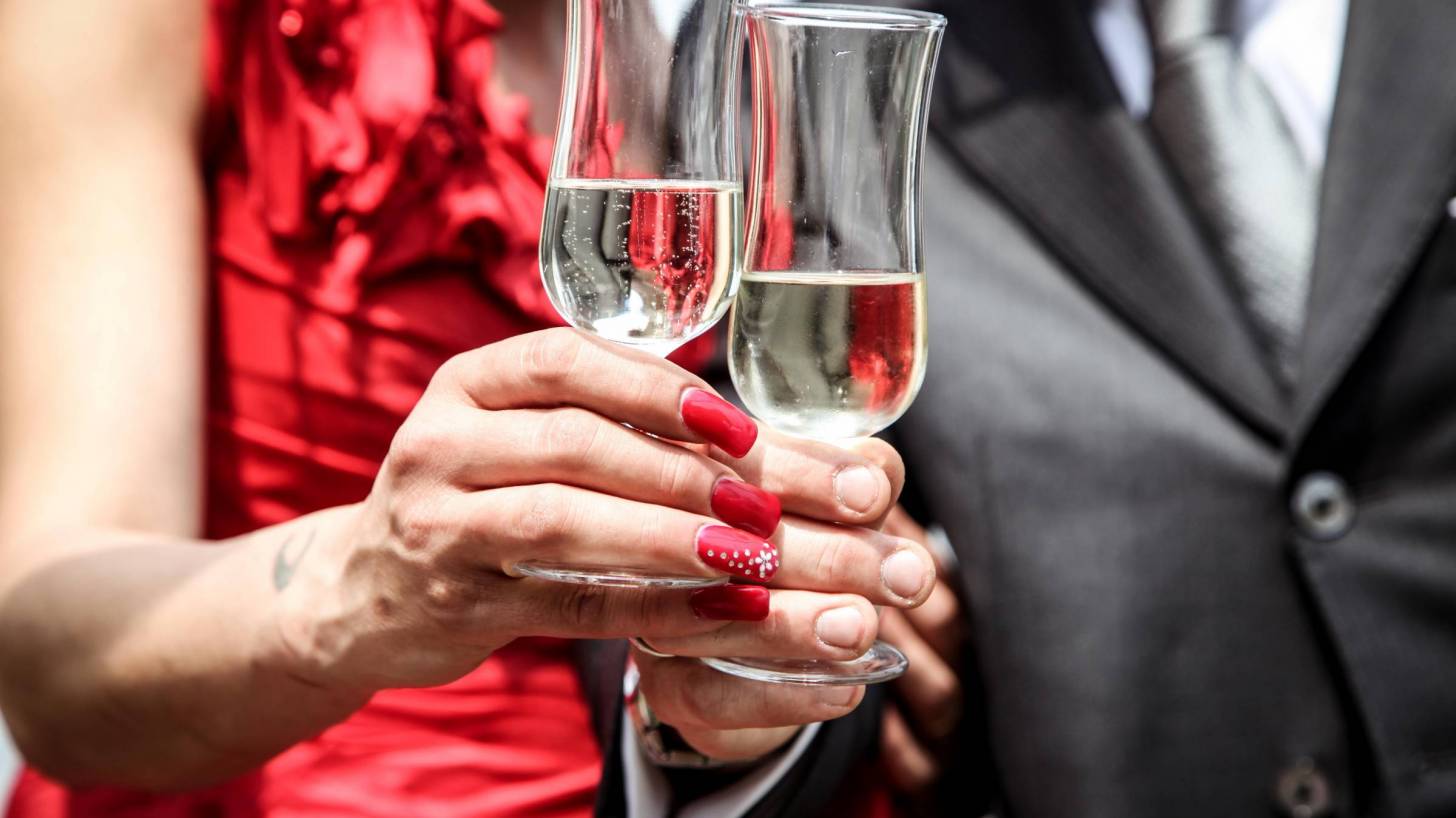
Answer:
[{"left": 6, "top": 1, "right": 708, "bottom": 815}]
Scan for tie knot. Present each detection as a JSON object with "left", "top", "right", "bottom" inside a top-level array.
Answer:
[{"left": 1141, "top": 0, "right": 1234, "bottom": 49}]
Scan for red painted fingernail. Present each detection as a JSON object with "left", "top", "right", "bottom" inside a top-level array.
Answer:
[
  {"left": 710, "top": 478, "right": 782, "bottom": 539},
  {"left": 681, "top": 388, "right": 758, "bottom": 459},
  {"left": 690, "top": 585, "right": 770, "bottom": 621},
  {"left": 696, "top": 525, "right": 779, "bottom": 583}
]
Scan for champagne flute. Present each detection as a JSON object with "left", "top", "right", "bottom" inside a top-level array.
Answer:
[
  {"left": 709, "top": 3, "right": 946, "bottom": 685},
  {"left": 521, "top": 0, "right": 746, "bottom": 588}
]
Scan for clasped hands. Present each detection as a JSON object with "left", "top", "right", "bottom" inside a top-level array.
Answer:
[{"left": 267, "top": 328, "right": 938, "bottom": 764}]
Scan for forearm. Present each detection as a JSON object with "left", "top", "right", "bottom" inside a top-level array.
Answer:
[{"left": 0, "top": 507, "right": 371, "bottom": 790}]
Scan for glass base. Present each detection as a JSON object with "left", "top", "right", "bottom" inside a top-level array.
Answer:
[
  {"left": 514, "top": 561, "right": 729, "bottom": 589},
  {"left": 700, "top": 640, "right": 908, "bottom": 685}
]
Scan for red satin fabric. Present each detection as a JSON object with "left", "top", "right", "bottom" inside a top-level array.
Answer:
[{"left": 6, "top": 1, "right": 707, "bottom": 815}]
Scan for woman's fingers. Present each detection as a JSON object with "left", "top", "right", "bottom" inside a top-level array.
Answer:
[
  {"left": 634, "top": 653, "right": 864, "bottom": 732},
  {"left": 430, "top": 328, "right": 912, "bottom": 532},
  {"left": 416, "top": 405, "right": 779, "bottom": 537},
  {"left": 644, "top": 589, "right": 879, "bottom": 661},
  {"left": 772, "top": 515, "right": 938, "bottom": 607},
  {"left": 453, "top": 581, "right": 875, "bottom": 658},
  {"left": 435, "top": 484, "right": 770, "bottom": 581},
  {"left": 713, "top": 430, "right": 905, "bottom": 528},
  {"left": 438, "top": 329, "right": 759, "bottom": 458},
  {"left": 429, "top": 485, "right": 935, "bottom": 606},
  {"left": 483, "top": 581, "right": 728, "bottom": 642}
]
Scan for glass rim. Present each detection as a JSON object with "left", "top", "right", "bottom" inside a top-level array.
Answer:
[{"left": 744, "top": 3, "right": 947, "bottom": 31}]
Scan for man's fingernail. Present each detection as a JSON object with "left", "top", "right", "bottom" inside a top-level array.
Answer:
[
  {"left": 815, "top": 607, "right": 866, "bottom": 650},
  {"left": 881, "top": 549, "right": 931, "bottom": 601},
  {"left": 824, "top": 685, "right": 860, "bottom": 707},
  {"left": 696, "top": 525, "right": 779, "bottom": 583},
  {"left": 681, "top": 388, "right": 758, "bottom": 459},
  {"left": 690, "top": 585, "right": 771, "bottom": 621},
  {"left": 833, "top": 465, "right": 880, "bottom": 514},
  {"left": 710, "top": 478, "right": 782, "bottom": 539}
]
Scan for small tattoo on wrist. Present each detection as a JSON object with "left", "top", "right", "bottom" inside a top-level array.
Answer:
[{"left": 273, "top": 529, "right": 316, "bottom": 591}]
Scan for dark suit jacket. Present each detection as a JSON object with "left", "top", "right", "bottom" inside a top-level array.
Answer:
[{"left": 593, "top": 0, "right": 1456, "bottom": 815}]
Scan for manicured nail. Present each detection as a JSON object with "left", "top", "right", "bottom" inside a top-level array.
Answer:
[
  {"left": 881, "top": 549, "right": 931, "bottom": 602},
  {"left": 815, "top": 607, "right": 866, "bottom": 650},
  {"left": 710, "top": 478, "right": 782, "bottom": 539},
  {"left": 833, "top": 465, "right": 880, "bottom": 514},
  {"left": 690, "top": 585, "right": 770, "bottom": 621},
  {"left": 697, "top": 525, "right": 779, "bottom": 582},
  {"left": 681, "top": 389, "right": 758, "bottom": 458}
]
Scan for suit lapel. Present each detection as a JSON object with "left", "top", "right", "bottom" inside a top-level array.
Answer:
[
  {"left": 927, "top": 0, "right": 1288, "bottom": 441},
  {"left": 1294, "top": 0, "right": 1456, "bottom": 435},
  {"left": 573, "top": 639, "right": 630, "bottom": 816}
]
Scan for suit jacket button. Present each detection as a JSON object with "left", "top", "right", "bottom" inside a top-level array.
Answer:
[
  {"left": 1292, "top": 472, "right": 1355, "bottom": 541},
  {"left": 1275, "top": 758, "right": 1333, "bottom": 817}
]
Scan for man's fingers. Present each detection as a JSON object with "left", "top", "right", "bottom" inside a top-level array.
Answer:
[
  {"left": 772, "top": 515, "right": 937, "bottom": 607},
  {"left": 905, "top": 575, "right": 964, "bottom": 660},
  {"left": 440, "top": 329, "right": 758, "bottom": 458},
  {"left": 645, "top": 590, "right": 879, "bottom": 661},
  {"left": 881, "top": 705, "right": 940, "bottom": 796},
  {"left": 712, "top": 430, "right": 902, "bottom": 528},
  {"left": 635, "top": 653, "right": 864, "bottom": 732},
  {"left": 843, "top": 437, "right": 907, "bottom": 524},
  {"left": 665, "top": 722, "right": 802, "bottom": 763},
  {"left": 880, "top": 608, "right": 963, "bottom": 741},
  {"left": 882, "top": 507, "right": 966, "bottom": 657},
  {"left": 883, "top": 506, "right": 928, "bottom": 546}
]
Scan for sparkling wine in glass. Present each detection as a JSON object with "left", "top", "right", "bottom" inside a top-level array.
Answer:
[
  {"left": 712, "top": 3, "right": 946, "bottom": 685},
  {"left": 542, "top": 179, "right": 743, "bottom": 357},
  {"left": 520, "top": 0, "right": 746, "bottom": 589},
  {"left": 731, "top": 269, "right": 928, "bottom": 441}
]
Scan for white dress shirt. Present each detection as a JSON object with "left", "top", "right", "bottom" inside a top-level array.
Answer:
[
  {"left": 626, "top": 3, "right": 1349, "bottom": 816},
  {"left": 1092, "top": 0, "right": 1348, "bottom": 165},
  {"left": 623, "top": 715, "right": 823, "bottom": 818}
]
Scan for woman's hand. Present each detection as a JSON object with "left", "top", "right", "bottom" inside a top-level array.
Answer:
[{"left": 271, "top": 328, "right": 937, "bottom": 697}]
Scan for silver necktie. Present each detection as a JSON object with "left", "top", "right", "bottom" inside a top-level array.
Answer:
[{"left": 1142, "top": 0, "right": 1317, "bottom": 381}]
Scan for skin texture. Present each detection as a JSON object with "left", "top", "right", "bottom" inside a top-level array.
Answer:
[
  {"left": 0, "top": 0, "right": 939, "bottom": 789},
  {"left": 877, "top": 509, "right": 968, "bottom": 809}
]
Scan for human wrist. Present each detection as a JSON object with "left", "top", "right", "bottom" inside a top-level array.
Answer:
[
  {"left": 257, "top": 504, "right": 378, "bottom": 704},
  {"left": 672, "top": 723, "right": 801, "bottom": 764},
  {"left": 626, "top": 658, "right": 799, "bottom": 766}
]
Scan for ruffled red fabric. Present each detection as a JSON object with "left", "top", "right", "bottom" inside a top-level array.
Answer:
[
  {"left": 210, "top": 0, "right": 565, "bottom": 321},
  {"left": 201, "top": 0, "right": 711, "bottom": 360},
  {"left": 4, "top": 1, "right": 729, "bottom": 816}
]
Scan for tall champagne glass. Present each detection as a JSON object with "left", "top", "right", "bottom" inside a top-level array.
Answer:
[
  {"left": 710, "top": 3, "right": 946, "bottom": 684},
  {"left": 521, "top": 0, "right": 746, "bottom": 588}
]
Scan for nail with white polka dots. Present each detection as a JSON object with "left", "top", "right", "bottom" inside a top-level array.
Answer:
[{"left": 696, "top": 525, "right": 779, "bottom": 584}]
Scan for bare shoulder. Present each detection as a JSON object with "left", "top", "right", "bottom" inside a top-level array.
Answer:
[
  {"left": 0, "top": 0, "right": 207, "bottom": 542},
  {"left": 0, "top": 0, "right": 203, "bottom": 125}
]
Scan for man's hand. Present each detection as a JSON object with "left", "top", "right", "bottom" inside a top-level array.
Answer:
[
  {"left": 631, "top": 437, "right": 926, "bottom": 763},
  {"left": 878, "top": 508, "right": 966, "bottom": 802}
]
